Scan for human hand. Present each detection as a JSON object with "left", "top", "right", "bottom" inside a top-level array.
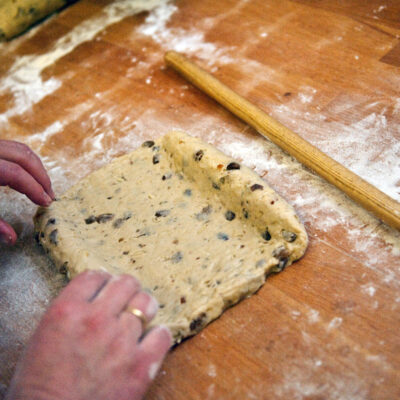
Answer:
[
  {"left": 6, "top": 271, "right": 172, "bottom": 400},
  {"left": 0, "top": 140, "right": 55, "bottom": 245}
]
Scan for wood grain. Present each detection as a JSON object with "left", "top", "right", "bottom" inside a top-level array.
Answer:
[
  {"left": 165, "top": 50, "right": 400, "bottom": 231},
  {"left": 0, "top": 1, "right": 399, "bottom": 399}
]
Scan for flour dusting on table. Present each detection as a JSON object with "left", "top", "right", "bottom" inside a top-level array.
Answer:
[
  {"left": 137, "top": 2, "right": 234, "bottom": 65},
  {"left": 0, "top": 0, "right": 399, "bottom": 397},
  {"left": 0, "top": 0, "right": 168, "bottom": 125}
]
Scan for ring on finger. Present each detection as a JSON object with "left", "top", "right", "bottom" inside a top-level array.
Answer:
[{"left": 125, "top": 306, "right": 148, "bottom": 330}]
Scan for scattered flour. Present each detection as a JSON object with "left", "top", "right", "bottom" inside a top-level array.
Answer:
[
  {"left": 273, "top": 361, "right": 368, "bottom": 400},
  {"left": 268, "top": 101, "right": 400, "bottom": 203},
  {"left": 373, "top": 5, "right": 387, "bottom": 14},
  {"left": 0, "top": 0, "right": 168, "bottom": 126},
  {"left": 328, "top": 317, "right": 343, "bottom": 330},
  {"left": 291, "top": 310, "right": 301, "bottom": 320},
  {"left": 0, "top": 2, "right": 399, "bottom": 398},
  {"left": 307, "top": 309, "right": 320, "bottom": 324},
  {"left": 207, "top": 383, "right": 215, "bottom": 398},
  {"left": 208, "top": 364, "right": 217, "bottom": 378},
  {"left": 298, "top": 93, "right": 313, "bottom": 104},
  {"left": 361, "top": 284, "right": 376, "bottom": 297},
  {"left": 26, "top": 121, "right": 64, "bottom": 150},
  {"left": 137, "top": 2, "right": 234, "bottom": 65}
]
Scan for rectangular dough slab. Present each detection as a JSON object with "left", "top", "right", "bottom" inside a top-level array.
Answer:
[{"left": 34, "top": 131, "right": 308, "bottom": 343}]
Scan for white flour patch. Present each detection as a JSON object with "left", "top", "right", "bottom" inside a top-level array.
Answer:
[
  {"left": 26, "top": 121, "right": 64, "bottom": 150},
  {"left": 273, "top": 361, "right": 368, "bottom": 400},
  {"left": 328, "top": 317, "right": 343, "bottom": 330},
  {"left": 268, "top": 102, "right": 400, "bottom": 202},
  {"left": 307, "top": 309, "right": 320, "bottom": 324},
  {"left": 137, "top": 2, "right": 234, "bottom": 66},
  {"left": 0, "top": 256, "right": 52, "bottom": 338},
  {"left": 298, "top": 93, "right": 313, "bottom": 104},
  {"left": 361, "top": 284, "right": 376, "bottom": 297},
  {"left": 373, "top": 5, "right": 387, "bottom": 13},
  {"left": 382, "top": 270, "right": 395, "bottom": 284},
  {"left": 0, "top": 71, "right": 61, "bottom": 124},
  {"left": 208, "top": 364, "right": 217, "bottom": 378},
  {"left": 0, "top": 0, "right": 168, "bottom": 125},
  {"left": 207, "top": 383, "right": 215, "bottom": 398},
  {"left": 218, "top": 135, "right": 286, "bottom": 176},
  {"left": 291, "top": 310, "right": 301, "bottom": 320}
]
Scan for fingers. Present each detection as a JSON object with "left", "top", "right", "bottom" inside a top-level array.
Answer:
[
  {"left": 0, "top": 141, "right": 54, "bottom": 245},
  {"left": 120, "top": 291, "right": 159, "bottom": 341},
  {"left": 134, "top": 326, "right": 172, "bottom": 385},
  {"left": 140, "top": 325, "right": 172, "bottom": 358},
  {"left": 0, "top": 159, "right": 52, "bottom": 206},
  {"left": 56, "top": 270, "right": 111, "bottom": 304},
  {"left": 0, "top": 140, "right": 54, "bottom": 199},
  {"left": 0, "top": 218, "right": 17, "bottom": 245},
  {"left": 91, "top": 274, "right": 141, "bottom": 316}
]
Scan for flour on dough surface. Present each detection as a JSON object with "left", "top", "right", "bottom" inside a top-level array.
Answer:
[{"left": 34, "top": 131, "right": 307, "bottom": 343}]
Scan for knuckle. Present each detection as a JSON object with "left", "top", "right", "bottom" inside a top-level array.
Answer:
[
  {"left": 9, "top": 141, "right": 33, "bottom": 158},
  {"left": 82, "top": 311, "right": 106, "bottom": 333},
  {"left": 16, "top": 141, "right": 30, "bottom": 153},
  {"left": 4, "top": 162, "right": 23, "bottom": 178},
  {"left": 77, "top": 270, "right": 94, "bottom": 280},
  {"left": 74, "top": 270, "right": 111, "bottom": 286},
  {"left": 14, "top": 141, "right": 32, "bottom": 155},
  {"left": 83, "top": 269, "right": 111, "bottom": 279}
]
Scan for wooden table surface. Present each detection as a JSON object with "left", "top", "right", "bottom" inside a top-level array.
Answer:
[{"left": 0, "top": 1, "right": 399, "bottom": 399}]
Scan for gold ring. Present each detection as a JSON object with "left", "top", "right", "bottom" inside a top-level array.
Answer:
[{"left": 125, "top": 307, "right": 147, "bottom": 329}]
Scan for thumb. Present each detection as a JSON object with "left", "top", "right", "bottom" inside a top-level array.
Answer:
[{"left": 0, "top": 219, "right": 17, "bottom": 245}]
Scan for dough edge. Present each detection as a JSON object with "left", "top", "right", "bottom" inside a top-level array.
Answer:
[{"left": 34, "top": 131, "right": 308, "bottom": 343}]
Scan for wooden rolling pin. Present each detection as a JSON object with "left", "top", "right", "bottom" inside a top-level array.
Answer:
[{"left": 165, "top": 50, "right": 400, "bottom": 231}]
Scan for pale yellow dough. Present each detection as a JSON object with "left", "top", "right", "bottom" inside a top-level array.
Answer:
[
  {"left": 0, "top": 0, "right": 69, "bottom": 41},
  {"left": 35, "top": 131, "right": 308, "bottom": 343}
]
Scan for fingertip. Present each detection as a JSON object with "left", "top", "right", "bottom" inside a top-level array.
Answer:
[
  {"left": 47, "top": 185, "right": 55, "bottom": 200},
  {"left": 135, "top": 325, "right": 172, "bottom": 386},
  {"left": 41, "top": 192, "right": 53, "bottom": 207},
  {"left": 0, "top": 223, "right": 17, "bottom": 246},
  {"left": 0, "top": 234, "right": 16, "bottom": 245},
  {"left": 156, "top": 325, "right": 173, "bottom": 347},
  {"left": 143, "top": 325, "right": 173, "bottom": 350}
]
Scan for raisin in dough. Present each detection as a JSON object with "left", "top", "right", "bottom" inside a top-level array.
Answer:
[{"left": 35, "top": 131, "right": 308, "bottom": 343}]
